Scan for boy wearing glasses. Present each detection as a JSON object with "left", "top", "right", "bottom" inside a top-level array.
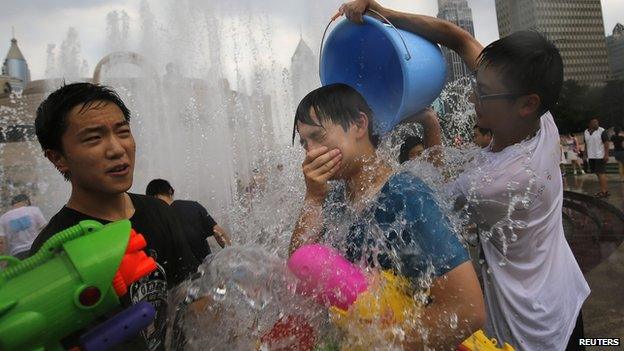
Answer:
[{"left": 340, "top": 1, "right": 589, "bottom": 350}]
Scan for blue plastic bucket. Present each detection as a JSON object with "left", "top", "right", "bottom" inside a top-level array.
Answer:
[{"left": 320, "top": 15, "right": 447, "bottom": 134}]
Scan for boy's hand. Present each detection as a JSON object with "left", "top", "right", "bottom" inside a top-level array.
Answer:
[
  {"left": 302, "top": 146, "right": 342, "bottom": 203},
  {"left": 337, "top": 0, "right": 383, "bottom": 24}
]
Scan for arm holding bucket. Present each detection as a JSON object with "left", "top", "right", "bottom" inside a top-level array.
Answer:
[{"left": 339, "top": 0, "right": 484, "bottom": 70}]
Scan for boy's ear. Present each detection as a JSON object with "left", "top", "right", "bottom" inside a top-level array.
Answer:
[
  {"left": 354, "top": 112, "right": 370, "bottom": 139},
  {"left": 45, "top": 149, "right": 70, "bottom": 177},
  {"left": 518, "top": 94, "right": 542, "bottom": 118}
]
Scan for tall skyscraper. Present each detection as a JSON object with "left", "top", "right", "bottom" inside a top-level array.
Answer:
[
  {"left": 437, "top": 0, "right": 475, "bottom": 82},
  {"left": 290, "top": 36, "right": 320, "bottom": 103},
  {"left": 606, "top": 23, "right": 624, "bottom": 80},
  {"left": 1, "top": 36, "right": 31, "bottom": 92},
  {"left": 495, "top": 0, "right": 610, "bottom": 87}
]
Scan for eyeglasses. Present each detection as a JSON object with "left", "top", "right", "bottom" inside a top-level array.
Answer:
[{"left": 470, "top": 76, "right": 528, "bottom": 106}]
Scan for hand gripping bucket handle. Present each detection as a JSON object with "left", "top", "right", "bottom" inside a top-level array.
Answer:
[{"left": 318, "top": 9, "right": 412, "bottom": 80}]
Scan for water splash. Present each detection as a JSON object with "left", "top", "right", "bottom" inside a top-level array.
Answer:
[{"left": 1, "top": 0, "right": 545, "bottom": 348}]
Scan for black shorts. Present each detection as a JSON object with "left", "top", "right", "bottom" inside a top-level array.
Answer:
[{"left": 588, "top": 159, "right": 606, "bottom": 174}]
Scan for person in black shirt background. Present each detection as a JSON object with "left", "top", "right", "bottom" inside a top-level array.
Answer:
[
  {"left": 30, "top": 82, "right": 199, "bottom": 350},
  {"left": 146, "top": 178, "right": 231, "bottom": 262},
  {"left": 611, "top": 126, "right": 624, "bottom": 182}
]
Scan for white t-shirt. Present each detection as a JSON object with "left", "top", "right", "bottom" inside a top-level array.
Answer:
[
  {"left": 448, "top": 112, "right": 590, "bottom": 351},
  {"left": 0, "top": 206, "right": 47, "bottom": 255},
  {"left": 584, "top": 127, "right": 606, "bottom": 159}
]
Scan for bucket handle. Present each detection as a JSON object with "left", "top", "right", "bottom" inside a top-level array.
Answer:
[{"left": 318, "top": 9, "right": 413, "bottom": 79}]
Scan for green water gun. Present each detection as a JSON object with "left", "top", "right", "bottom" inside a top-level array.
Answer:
[{"left": 0, "top": 220, "right": 158, "bottom": 351}]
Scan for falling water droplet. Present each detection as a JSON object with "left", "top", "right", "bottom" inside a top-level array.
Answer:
[
  {"left": 449, "top": 313, "right": 458, "bottom": 329},
  {"left": 214, "top": 286, "right": 227, "bottom": 301}
]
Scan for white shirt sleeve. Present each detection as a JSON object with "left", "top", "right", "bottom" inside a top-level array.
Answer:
[
  {"left": 34, "top": 207, "right": 47, "bottom": 231},
  {"left": 0, "top": 217, "right": 5, "bottom": 237}
]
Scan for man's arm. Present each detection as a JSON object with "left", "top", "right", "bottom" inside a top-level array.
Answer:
[
  {"left": 397, "top": 183, "right": 484, "bottom": 349},
  {"left": 399, "top": 108, "right": 443, "bottom": 166},
  {"left": 212, "top": 225, "right": 231, "bottom": 247},
  {"left": 34, "top": 208, "right": 47, "bottom": 232},
  {"left": 339, "top": 0, "right": 484, "bottom": 70},
  {"left": 198, "top": 204, "right": 231, "bottom": 248},
  {"left": 404, "top": 262, "right": 486, "bottom": 350}
]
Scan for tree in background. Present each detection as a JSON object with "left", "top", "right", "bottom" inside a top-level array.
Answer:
[{"left": 552, "top": 79, "right": 624, "bottom": 134}]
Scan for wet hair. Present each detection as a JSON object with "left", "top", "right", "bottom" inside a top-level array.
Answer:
[
  {"left": 477, "top": 30, "right": 563, "bottom": 114},
  {"left": 145, "top": 179, "right": 174, "bottom": 197},
  {"left": 11, "top": 194, "right": 30, "bottom": 206},
  {"left": 35, "top": 82, "right": 131, "bottom": 152},
  {"left": 399, "top": 136, "right": 424, "bottom": 164},
  {"left": 473, "top": 125, "right": 493, "bottom": 136},
  {"left": 292, "top": 83, "right": 380, "bottom": 148}
]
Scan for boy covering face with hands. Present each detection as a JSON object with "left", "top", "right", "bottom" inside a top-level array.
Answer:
[{"left": 289, "top": 84, "right": 484, "bottom": 350}]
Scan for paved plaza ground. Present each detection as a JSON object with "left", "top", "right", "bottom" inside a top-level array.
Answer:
[{"left": 563, "top": 173, "right": 624, "bottom": 349}]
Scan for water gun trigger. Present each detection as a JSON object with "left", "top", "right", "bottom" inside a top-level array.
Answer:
[{"left": 112, "top": 229, "right": 157, "bottom": 297}]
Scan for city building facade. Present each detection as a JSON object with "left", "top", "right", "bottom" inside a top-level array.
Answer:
[
  {"left": 606, "top": 23, "right": 624, "bottom": 80},
  {"left": 1, "top": 37, "right": 31, "bottom": 92},
  {"left": 290, "top": 36, "right": 320, "bottom": 103},
  {"left": 437, "top": 0, "right": 475, "bottom": 82},
  {"left": 495, "top": 0, "right": 610, "bottom": 86}
]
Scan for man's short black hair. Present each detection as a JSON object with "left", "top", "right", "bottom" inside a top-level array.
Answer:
[
  {"left": 478, "top": 30, "right": 563, "bottom": 114},
  {"left": 11, "top": 194, "right": 30, "bottom": 206},
  {"left": 474, "top": 125, "right": 493, "bottom": 136},
  {"left": 293, "top": 83, "right": 379, "bottom": 147},
  {"left": 146, "top": 179, "right": 174, "bottom": 197},
  {"left": 399, "top": 136, "right": 423, "bottom": 164},
  {"left": 35, "top": 82, "right": 131, "bottom": 152}
]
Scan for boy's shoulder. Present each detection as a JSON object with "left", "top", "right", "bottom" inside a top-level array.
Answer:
[
  {"left": 171, "top": 199, "right": 202, "bottom": 210},
  {"left": 384, "top": 171, "right": 431, "bottom": 196},
  {"left": 129, "top": 193, "right": 172, "bottom": 214}
]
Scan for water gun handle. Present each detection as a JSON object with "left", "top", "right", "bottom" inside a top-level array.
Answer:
[{"left": 79, "top": 301, "right": 156, "bottom": 351}]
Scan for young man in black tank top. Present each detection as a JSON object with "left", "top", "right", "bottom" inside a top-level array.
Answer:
[{"left": 31, "top": 82, "right": 199, "bottom": 350}]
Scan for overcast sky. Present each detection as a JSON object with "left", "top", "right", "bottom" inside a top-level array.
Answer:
[{"left": 2, "top": 0, "right": 623, "bottom": 80}]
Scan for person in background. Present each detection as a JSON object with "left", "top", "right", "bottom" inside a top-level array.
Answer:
[
  {"left": 610, "top": 126, "right": 624, "bottom": 182},
  {"left": 399, "top": 135, "right": 425, "bottom": 163},
  {"left": 0, "top": 194, "right": 46, "bottom": 259},
  {"left": 473, "top": 125, "right": 493, "bottom": 148},
  {"left": 146, "top": 179, "right": 231, "bottom": 262},
  {"left": 584, "top": 118, "right": 610, "bottom": 197},
  {"left": 562, "top": 133, "right": 585, "bottom": 176}
]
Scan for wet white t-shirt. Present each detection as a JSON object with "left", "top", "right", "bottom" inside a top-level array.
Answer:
[
  {"left": 584, "top": 127, "right": 606, "bottom": 159},
  {"left": 0, "top": 206, "right": 47, "bottom": 255},
  {"left": 449, "top": 112, "right": 590, "bottom": 351}
]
